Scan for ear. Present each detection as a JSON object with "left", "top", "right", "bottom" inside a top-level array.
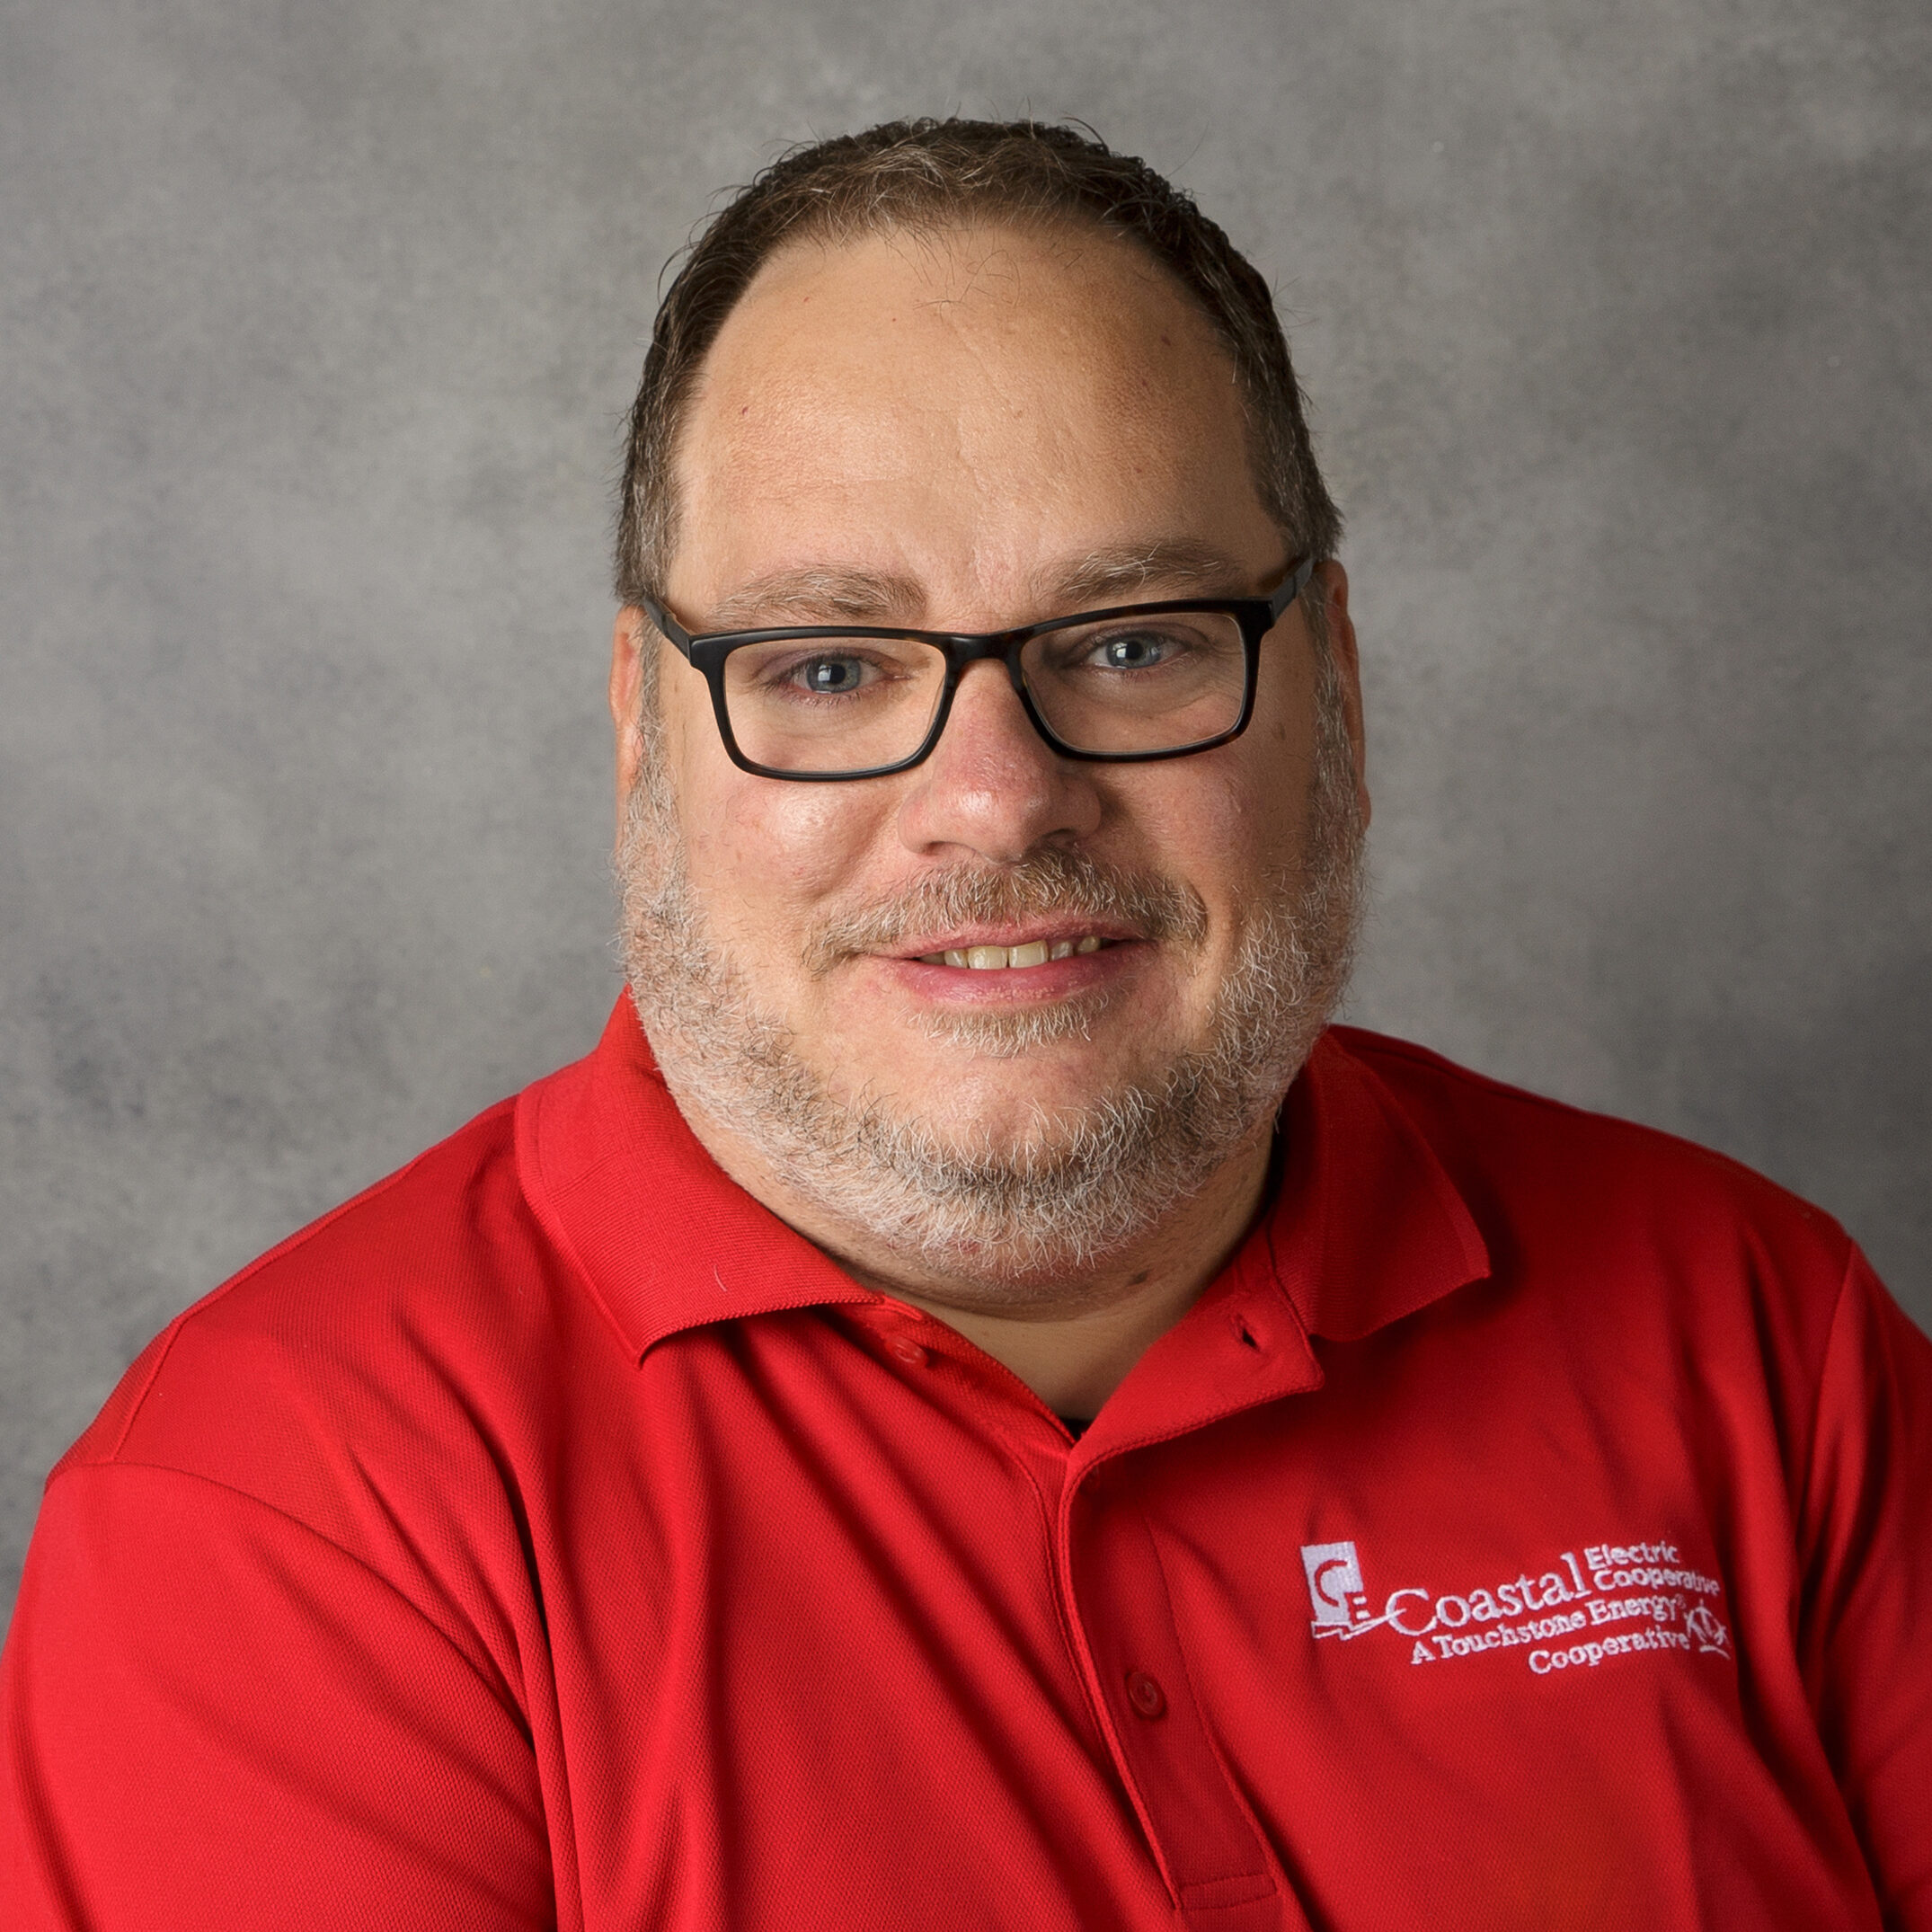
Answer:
[
  {"left": 609, "top": 607, "right": 651, "bottom": 833},
  {"left": 1311, "top": 562, "right": 1370, "bottom": 832}
]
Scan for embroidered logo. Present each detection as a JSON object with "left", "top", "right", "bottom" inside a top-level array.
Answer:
[
  {"left": 1684, "top": 1603, "right": 1732, "bottom": 1656},
  {"left": 1300, "top": 1541, "right": 1369, "bottom": 1636},
  {"left": 1301, "top": 1533, "right": 1735, "bottom": 1679}
]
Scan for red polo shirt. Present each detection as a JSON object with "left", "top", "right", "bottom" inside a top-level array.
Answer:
[{"left": 4, "top": 1000, "right": 1928, "bottom": 1930}]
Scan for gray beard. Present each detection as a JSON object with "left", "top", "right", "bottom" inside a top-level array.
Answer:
[{"left": 616, "top": 668, "right": 1363, "bottom": 1297}]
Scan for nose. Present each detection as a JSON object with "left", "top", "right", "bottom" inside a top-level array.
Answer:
[{"left": 894, "top": 660, "right": 1103, "bottom": 862}]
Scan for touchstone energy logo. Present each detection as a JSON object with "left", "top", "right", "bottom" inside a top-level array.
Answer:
[{"left": 1298, "top": 1535, "right": 1733, "bottom": 1679}]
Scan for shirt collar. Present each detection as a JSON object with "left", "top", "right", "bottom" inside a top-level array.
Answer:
[
  {"left": 515, "top": 996, "right": 879, "bottom": 1360},
  {"left": 1269, "top": 1024, "right": 1493, "bottom": 1342},
  {"left": 516, "top": 997, "right": 1489, "bottom": 1366}
]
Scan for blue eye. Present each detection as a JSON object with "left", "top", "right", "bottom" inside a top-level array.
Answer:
[
  {"left": 797, "top": 657, "right": 866, "bottom": 692},
  {"left": 1096, "top": 631, "right": 1173, "bottom": 669}
]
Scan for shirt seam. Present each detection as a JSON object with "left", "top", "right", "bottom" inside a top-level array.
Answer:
[
  {"left": 97, "top": 1129, "right": 500, "bottom": 1459},
  {"left": 1795, "top": 1240, "right": 1864, "bottom": 1590},
  {"left": 102, "top": 1319, "right": 189, "bottom": 1463}
]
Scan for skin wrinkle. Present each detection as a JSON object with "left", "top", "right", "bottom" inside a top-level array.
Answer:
[
  {"left": 893, "top": 234, "right": 1182, "bottom": 574},
  {"left": 911, "top": 237, "right": 1023, "bottom": 535}
]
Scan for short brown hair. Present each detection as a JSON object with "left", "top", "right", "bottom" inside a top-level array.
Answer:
[{"left": 615, "top": 117, "right": 1342, "bottom": 607}]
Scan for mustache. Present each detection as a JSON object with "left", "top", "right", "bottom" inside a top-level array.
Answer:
[{"left": 804, "top": 846, "right": 1210, "bottom": 974}]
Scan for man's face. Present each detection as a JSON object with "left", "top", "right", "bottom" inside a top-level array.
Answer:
[{"left": 611, "top": 221, "right": 1367, "bottom": 1292}]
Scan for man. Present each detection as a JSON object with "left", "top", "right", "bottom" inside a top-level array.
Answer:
[{"left": 3, "top": 119, "right": 1927, "bottom": 1931}]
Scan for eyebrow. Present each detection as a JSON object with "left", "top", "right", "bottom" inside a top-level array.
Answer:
[
  {"left": 1048, "top": 540, "right": 1257, "bottom": 607},
  {"left": 705, "top": 567, "right": 924, "bottom": 630},
  {"left": 700, "top": 539, "right": 1261, "bottom": 633}
]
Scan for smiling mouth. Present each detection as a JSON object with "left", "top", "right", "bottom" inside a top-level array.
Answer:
[{"left": 915, "top": 936, "right": 1114, "bottom": 970}]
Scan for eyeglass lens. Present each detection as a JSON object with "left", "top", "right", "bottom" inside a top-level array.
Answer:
[{"left": 719, "top": 611, "right": 1249, "bottom": 775}]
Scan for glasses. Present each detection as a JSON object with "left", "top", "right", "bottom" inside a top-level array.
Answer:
[{"left": 639, "top": 554, "right": 1314, "bottom": 782}]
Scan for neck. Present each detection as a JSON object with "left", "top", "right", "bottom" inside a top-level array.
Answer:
[{"left": 672, "top": 1086, "right": 1278, "bottom": 1418}]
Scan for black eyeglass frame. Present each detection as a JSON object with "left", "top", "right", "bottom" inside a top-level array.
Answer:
[{"left": 637, "top": 554, "right": 1316, "bottom": 783}]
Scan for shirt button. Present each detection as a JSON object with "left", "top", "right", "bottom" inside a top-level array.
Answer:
[
  {"left": 1124, "top": 1671, "right": 1167, "bottom": 1720},
  {"left": 889, "top": 1336, "right": 930, "bottom": 1367}
]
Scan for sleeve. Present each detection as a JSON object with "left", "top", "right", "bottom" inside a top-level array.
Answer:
[
  {"left": 1, "top": 1462, "right": 556, "bottom": 1931},
  {"left": 1798, "top": 1248, "right": 1932, "bottom": 1932}
]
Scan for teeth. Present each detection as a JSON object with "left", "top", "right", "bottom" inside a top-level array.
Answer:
[{"left": 918, "top": 936, "right": 1111, "bottom": 969}]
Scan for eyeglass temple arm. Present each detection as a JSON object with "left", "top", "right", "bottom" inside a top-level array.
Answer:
[
  {"left": 638, "top": 592, "right": 696, "bottom": 659},
  {"left": 1269, "top": 554, "right": 1316, "bottom": 622}
]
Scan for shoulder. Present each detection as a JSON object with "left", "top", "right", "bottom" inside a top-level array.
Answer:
[
  {"left": 49, "top": 1082, "right": 617, "bottom": 1587},
  {"left": 1318, "top": 1027, "right": 1866, "bottom": 1434},
  {"left": 63, "top": 1096, "right": 520, "bottom": 1454},
  {"left": 1326, "top": 1024, "right": 1853, "bottom": 1276},
  {"left": 1314, "top": 1030, "right": 1904, "bottom": 1540}
]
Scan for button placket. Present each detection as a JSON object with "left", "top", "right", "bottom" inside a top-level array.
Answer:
[{"left": 1061, "top": 1473, "right": 1294, "bottom": 1929}]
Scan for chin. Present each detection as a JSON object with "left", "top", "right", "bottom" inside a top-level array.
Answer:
[
  {"left": 908, "top": 999, "right": 1112, "bottom": 1059},
  {"left": 848, "top": 1006, "right": 1183, "bottom": 1128}
]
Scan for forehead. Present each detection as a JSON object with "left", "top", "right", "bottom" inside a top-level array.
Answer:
[{"left": 667, "top": 221, "right": 1276, "bottom": 608}]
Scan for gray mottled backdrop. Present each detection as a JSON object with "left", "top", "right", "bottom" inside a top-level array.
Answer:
[{"left": 3, "top": 0, "right": 1928, "bottom": 1622}]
